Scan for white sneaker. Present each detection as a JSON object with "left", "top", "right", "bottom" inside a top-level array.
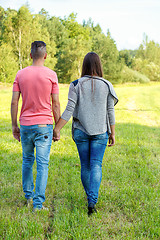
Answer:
[
  {"left": 27, "top": 199, "right": 32, "bottom": 207},
  {"left": 33, "top": 205, "right": 49, "bottom": 212},
  {"left": 41, "top": 206, "right": 49, "bottom": 211}
]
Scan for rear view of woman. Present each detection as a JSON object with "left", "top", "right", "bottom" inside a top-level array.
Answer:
[{"left": 53, "top": 52, "right": 118, "bottom": 215}]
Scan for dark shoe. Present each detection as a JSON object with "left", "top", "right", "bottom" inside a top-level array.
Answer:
[{"left": 88, "top": 203, "right": 97, "bottom": 216}]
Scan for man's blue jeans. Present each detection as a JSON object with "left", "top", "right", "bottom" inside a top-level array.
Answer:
[
  {"left": 20, "top": 124, "right": 53, "bottom": 209},
  {"left": 74, "top": 129, "right": 108, "bottom": 205}
]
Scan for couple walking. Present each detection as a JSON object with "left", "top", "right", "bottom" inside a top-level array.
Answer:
[{"left": 11, "top": 41, "right": 118, "bottom": 215}]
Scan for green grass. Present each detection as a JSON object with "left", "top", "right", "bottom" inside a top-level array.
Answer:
[{"left": 0, "top": 83, "right": 160, "bottom": 239}]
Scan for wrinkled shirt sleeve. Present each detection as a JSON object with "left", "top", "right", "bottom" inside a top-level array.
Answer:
[{"left": 61, "top": 83, "right": 77, "bottom": 121}]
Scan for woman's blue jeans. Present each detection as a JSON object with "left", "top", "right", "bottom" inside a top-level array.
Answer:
[
  {"left": 20, "top": 124, "right": 53, "bottom": 209},
  {"left": 74, "top": 129, "right": 108, "bottom": 205}
]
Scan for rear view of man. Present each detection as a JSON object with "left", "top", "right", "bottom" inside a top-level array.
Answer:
[{"left": 11, "top": 41, "right": 60, "bottom": 211}]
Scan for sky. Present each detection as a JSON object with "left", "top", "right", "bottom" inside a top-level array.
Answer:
[{"left": 0, "top": 0, "right": 160, "bottom": 50}]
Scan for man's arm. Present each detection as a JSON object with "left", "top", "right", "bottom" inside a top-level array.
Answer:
[
  {"left": 11, "top": 91, "right": 21, "bottom": 142},
  {"left": 51, "top": 93, "right": 61, "bottom": 124}
]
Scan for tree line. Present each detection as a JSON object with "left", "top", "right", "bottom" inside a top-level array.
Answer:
[{"left": 0, "top": 5, "right": 160, "bottom": 84}]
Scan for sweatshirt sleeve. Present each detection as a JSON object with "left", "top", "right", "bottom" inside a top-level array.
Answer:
[
  {"left": 61, "top": 83, "right": 77, "bottom": 121},
  {"left": 107, "top": 93, "right": 115, "bottom": 125}
]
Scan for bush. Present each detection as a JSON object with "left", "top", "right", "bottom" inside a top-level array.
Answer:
[
  {"left": 142, "top": 62, "right": 160, "bottom": 81},
  {"left": 121, "top": 66, "right": 150, "bottom": 83},
  {"left": 132, "top": 58, "right": 160, "bottom": 82},
  {"left": 0, "top": 44, "right": 19, "bottom": 83}
]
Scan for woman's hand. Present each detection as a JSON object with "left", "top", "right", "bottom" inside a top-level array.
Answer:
[{"left": 108, "top": 134, "right": 115, "bottom": 147}]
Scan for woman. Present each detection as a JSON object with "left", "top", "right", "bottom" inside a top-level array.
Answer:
[{"left": 53, "top": 52, "right": 118, "bottom": 216}]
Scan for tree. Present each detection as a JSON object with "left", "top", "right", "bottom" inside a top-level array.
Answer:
[
  {"left": 92, "top": 30, "right": 122, "bottom": 83},
  {"left": 0, "top": 6, "right": 5, "bottom": 43},
  {"left": 119, "top": 50, "right": 136, "bottom": 67},
  {"left": 3, "top": 6, "right": 34, "bottom": 69},
  {"left": 34, "top": 9, "right": 57, "bottom": 70},
  {"left": 56, "top": 13, "right": 91, "bottom": 83},
  {"left": 133, "top": 35, "right": 160, "bottom": 81},
  {"left": 2, "top": 5, "right": 153, "bottom": 84},
  {"left": 2, "top": 6, "right": 57, "bottom": 71},
  {"left": 0, "top": 43, "right": 18, "bottom": 83},
  {"left": 45, "top": 16, "right": 67, "bottom": 74}
]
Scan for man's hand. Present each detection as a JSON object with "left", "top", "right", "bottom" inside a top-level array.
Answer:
[
  {"left": 108, "top": 134, "right": 115, "bottom": 147},
  {"left": 53, "top": 128, "right": 60, "bottom": 142},
  {"left": 12, "top": 126, "right": 20, "bottom": 142},
  {"left": 52, "top": 118, "right": 68, "bottom": 142}
]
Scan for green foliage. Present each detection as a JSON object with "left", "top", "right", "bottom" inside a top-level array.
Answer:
[
  {"left": 1, "top": 5, "right": 57, "bottom": 73},
  {"left": 0, "top": 43, "right": 19, "bottom": 83},
  {"left": 0, "top": 6, "right": 122, "bottom": 84},
  {"left": 2, "top": 6, "right": 33, "bottom": 69},
  {"left": 136, "top": 36, "right": 160, "bottom": 65},
  {"left": 0, "top": 6, "right": 160, "bottom": 84},
  {"left": 92, "top": 30, "right": 123, "bottom": 83},
  {"left": 133, "top": 36, "right": 160, "bottom": 81},
  {"left": 132, "top": 58, "right": 160, "bottom": 82},
  {"left": 0, "top": 6, "right": 5, "bottom": 42},
  {"left": 56, "top": 13, "right": 91, "bottom": 83},
  {"left": 34, "top": 13, "right": 57, "bottom": 70},
  {"left": 121, "top": 66, "right": 150, "bottom": 83},
  {"left": 119, "top": 49, "right": 137, "bottom": 67}
]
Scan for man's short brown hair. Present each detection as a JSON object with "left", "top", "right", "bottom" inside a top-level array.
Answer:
[{"left": 31, "top": 41, "right": 46, "bottom": 59}]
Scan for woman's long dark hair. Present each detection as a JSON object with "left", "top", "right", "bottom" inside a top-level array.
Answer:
[{"left": 81, "top": 52, "right": 103, "bottom": 77}]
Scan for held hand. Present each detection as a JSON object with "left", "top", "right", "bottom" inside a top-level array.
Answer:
[
  {"left": 12, "top": 126, "right": 20, "bottom": 142},
  {"left": 108, "top": 134, "right": 115, "bottom": 147},
  {"left": 53, "top": 128, "right": 60, "bottom": 142}
]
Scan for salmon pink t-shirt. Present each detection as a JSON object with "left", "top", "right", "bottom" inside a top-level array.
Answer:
[{"left": 13, "top": 66, "right": 59, "bottom": 126}]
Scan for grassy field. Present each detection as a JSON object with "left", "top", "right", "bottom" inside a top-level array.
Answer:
[{"left": 0, "top": 83, "right": 160, "bottom": 240}]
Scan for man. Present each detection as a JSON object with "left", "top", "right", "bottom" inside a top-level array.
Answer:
[{"left": 11, "top": 41, "right": 60, "bottom": 211}]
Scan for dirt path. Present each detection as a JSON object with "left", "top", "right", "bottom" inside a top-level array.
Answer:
[{"left": 126, "top": 98, "right": 158, "bottom": 126}]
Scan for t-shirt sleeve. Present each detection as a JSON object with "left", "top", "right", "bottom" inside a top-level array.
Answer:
[
  {"left": 51, "top": 72, "right": 59, "bottom": 94},
  {"left": 13, "top": 73, "right": 20, "bottom": 92}
]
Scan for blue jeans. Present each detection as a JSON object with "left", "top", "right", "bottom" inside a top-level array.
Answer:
[
  {"left": 74, "top": 129, "right": 108, "bottom": 205},
  {"left": 20, "top": 124, "right": 53, "bottom": 209}
]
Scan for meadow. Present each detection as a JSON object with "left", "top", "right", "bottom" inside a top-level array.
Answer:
[{"left": 0, "top": 83, "right": 160, "bottom": 240}]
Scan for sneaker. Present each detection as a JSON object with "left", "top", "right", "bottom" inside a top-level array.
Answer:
[
  {"left": 88, "top": 203, "right": 97, "bottom": 216},
  {"left": 41, "top": 206, "right": 49, "bottom": 211},
  {"left": 26, "top": 198, "right": 32, "bottom": 207},
  {"left": 33, "top": 205, "right": 49, "bottom": 212}
]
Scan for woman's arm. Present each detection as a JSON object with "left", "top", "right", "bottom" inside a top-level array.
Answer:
[
  {"left": 107, "top": 93, "right": 116, "bottom": 147},
  {"left": 53, "top": 83, "right": 77, "bottom": 141}
]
